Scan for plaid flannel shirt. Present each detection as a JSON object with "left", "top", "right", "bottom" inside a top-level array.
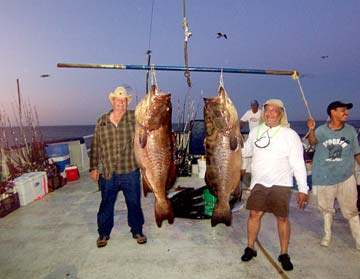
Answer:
[{"left": 90, "top": 110, "right": 138, "bottom": 179}]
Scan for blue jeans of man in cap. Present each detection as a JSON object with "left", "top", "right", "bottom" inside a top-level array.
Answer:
[{"left": 97, "top": 169, "right": 144, "bottom": 238}]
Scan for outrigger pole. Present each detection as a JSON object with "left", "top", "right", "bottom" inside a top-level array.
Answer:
[{"left": 57, "top": 63, "right": 297, "bottom": 76}]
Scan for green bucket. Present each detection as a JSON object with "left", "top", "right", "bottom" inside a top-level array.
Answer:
[{"left": 203, "top": 189, "right": 217, "bottom": 216}]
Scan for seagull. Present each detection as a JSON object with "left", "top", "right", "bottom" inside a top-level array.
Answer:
[
  {"left": 321, "top": 55, "right": 328, "bottom": 59},
  {"left": 217, "top": 32, "right": 227, "bottom": 39},
  {"left": 40, "top": 74, "right": 50, "bottom": 78}
]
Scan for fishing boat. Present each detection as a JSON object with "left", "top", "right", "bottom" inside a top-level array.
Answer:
[
  {"left": 2, "top": 1, "right": 360, "bottom": 277},
  {"left": 1, "top": 126, "right": 360, "bottom": 279}
]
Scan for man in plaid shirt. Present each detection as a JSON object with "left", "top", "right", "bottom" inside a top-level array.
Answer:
[{"left": 90, "top": 87, "right": 146, "bottom": 247}]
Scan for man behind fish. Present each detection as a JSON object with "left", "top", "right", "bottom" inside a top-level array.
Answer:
[
  {"left": 239, "top": 99, "right": 262, "bottom": 131},
  {"left": 240, "top": 100, "right": 262, "bottom": 188},
  {"left": 241, "top": 99, "right": 308, "bottom": 271},
  {"left": 90, "top": 86, "right": 147, "bottom": 248}
]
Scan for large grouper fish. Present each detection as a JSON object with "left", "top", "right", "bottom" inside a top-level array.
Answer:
[
  {"left": 134, "top": 85, "right": 177, "bottom": 227},
  {"left": 203, "top": 85, "right": 242, "bottom": 227}
]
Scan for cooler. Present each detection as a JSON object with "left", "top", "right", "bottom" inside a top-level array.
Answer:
[
  {"left": 14, "top": 172, "right": 48, "bottom": 206},
  {"left": 13, "top": 175, "right": 34, "bottom": 206},
  {"left": 65, "top": 165, "right": 79, "bottom": 182}
]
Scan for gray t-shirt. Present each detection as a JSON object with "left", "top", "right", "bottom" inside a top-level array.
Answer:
[{"left": 312, "top": 123, "right": 360, "bottom": 186}]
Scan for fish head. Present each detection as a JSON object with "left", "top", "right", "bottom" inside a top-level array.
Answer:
[
  {"left": 135, "top": 85, "right": 172, "bottom": 130},
  {"left": 203, "top": 86, "right": 238, "bottom": 135}
]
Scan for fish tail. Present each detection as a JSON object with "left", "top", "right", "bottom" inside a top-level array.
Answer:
[
  {"left": 155, "top": 199, "right": 174, "bottom": 228},
  {"left": 211, "top": 201, "right": 232, "bottom": 227}
]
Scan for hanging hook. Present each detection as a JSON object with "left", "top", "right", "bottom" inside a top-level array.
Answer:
[
  {"left": 150, "top": 64, "right": 156, "bottom": 85},
  {"left": 219, "top": 68, "right": 224, "bottom": 88}
]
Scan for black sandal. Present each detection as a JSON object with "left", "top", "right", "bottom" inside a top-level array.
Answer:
[{"left": 133, "top": 233, "right": 147, "bottom": 244}]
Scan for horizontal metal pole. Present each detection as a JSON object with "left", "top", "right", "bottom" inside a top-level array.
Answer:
[{"left": 57, "top": 63, "right": 298, "bottom": 76}]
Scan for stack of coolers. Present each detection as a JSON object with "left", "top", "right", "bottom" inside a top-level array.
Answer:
[
  {"left": 45, "top": 144, "right": 70, "bottom": 173},
  {"left": 45, "top": 143, "right": 70, "bottom": 188},
  {"left": 45, "top": 143, "right": 80, "bottom": 187}
]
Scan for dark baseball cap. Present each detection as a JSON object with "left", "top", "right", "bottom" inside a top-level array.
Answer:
[
  {"left": 327, "top": 101, "right": 353, "bottom": 116},
  {"left": 250, "top": 100, "right": 259, "bottom": 106}
]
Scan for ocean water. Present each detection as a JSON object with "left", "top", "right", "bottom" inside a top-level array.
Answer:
[
  {"left": 37, "top": 120, "right": 360, "bottom": 142},
  {"left": 39, "top": 125, "right": 95, "bottom": 142},
  {"left": 2, "top": 120, "right": 360, "bottom": 149}
]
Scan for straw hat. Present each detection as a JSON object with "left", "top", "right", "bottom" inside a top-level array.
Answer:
[
  {"left": 108, "top": 87, "right": 133, "bottom": 105},
  {"left": 259, "top": 98, "right": 290, "bottom": 127}
]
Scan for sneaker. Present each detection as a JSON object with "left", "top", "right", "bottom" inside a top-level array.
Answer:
[
  {"left": 133, "top": 233, "right": 147, "bottom": 244},
  {"left": 96, "top": 236, "right": 110, "bottom": 248},
  {"left": 278, "top": 253, "right": 294, "bottom": 271},
  {"left": 241, "top": 247, "right": 257, "bottom": 262}
]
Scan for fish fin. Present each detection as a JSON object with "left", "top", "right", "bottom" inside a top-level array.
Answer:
[
  {"left": 211, "top": 201, "right": 232, "bottom": 227},
  {"left": 155, "top": 199, "right": 174, "bottom": 227},
  {"left": 139, "top": 132, "right": 147, "bottom": 148},
  {"left": 229, "top": 135, "right": 238, "bottom": 151},
  {"left": 142, "top": 176, "right": 152, "bottom": 197}
]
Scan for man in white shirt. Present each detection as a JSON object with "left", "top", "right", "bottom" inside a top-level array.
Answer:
[
  {"left": 240, "top": 100, "right": 262, "bottom": 184},
  {"left": 240, "top": 99, "right": 308, "bottom": 271},
  {"left": 240, "top": 100, "right": 261, "bottom": 131}
]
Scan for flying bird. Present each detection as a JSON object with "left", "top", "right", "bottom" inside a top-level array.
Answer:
[
  {"left": 40, "top": 74, "right": 50, "bottom": 78},
  {"left": 217, "top": 32, "right": 227, "bottom": 39},
  {"left": 321, "top": 55, "right": 328, "bottom": 59}
]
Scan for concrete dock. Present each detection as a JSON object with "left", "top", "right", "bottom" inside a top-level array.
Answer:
[{"left": 1, "top": 173, "right": 359, "bottom": 279}]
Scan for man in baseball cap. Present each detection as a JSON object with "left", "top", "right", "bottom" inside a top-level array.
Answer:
[
  {"left": 326, "top": 101, "right": 353, "bottom": 116},
  {"left": 307, "top": 100, "right": 360, "bottom": 250}
]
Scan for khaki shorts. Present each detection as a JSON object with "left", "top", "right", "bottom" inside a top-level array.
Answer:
[{"left": 246, "top": 184, "right": 292, "bottom": 217}]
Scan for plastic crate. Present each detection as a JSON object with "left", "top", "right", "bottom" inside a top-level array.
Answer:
[{"left": 0, "top": 193, "right": 20, "bottom": 218}]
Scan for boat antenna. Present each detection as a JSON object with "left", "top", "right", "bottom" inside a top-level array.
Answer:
[
  {"left": 183, "top": 0, "right": 192, "bottom": 88},
  {"left": 145, "top": 0, "right": 155, "bottom": 94}
]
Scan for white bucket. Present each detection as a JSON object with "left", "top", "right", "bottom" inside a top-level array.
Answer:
[
  {"left": 191, "top": 164, "right": 198, "bottom": 176},
  {"left": 198, "top": 158, "right": 206, "bottom": 179}
]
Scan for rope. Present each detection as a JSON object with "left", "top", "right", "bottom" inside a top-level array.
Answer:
[
  {"left": 255, "top": 239, "right": 290, "bottom": 279},
  {"left": 292, "top": 72, "right": 312, "bottom": 140},
  {"left": 219, "top": 68, "right": 224, "bottom": 88},
  {"left": 145, "top": 51, "right": 152, "bottom": 93},
  {"left": 183, "top": 0, "right": 192, "bottom": 88},
  {"left": 145, "top": 0, "right": 155, "bottom": 94},
  {"left": 150, "top": 64, "right": 157, "bottom": 87},
  {"left": 292, "top": 72, "right": 312, "bottom": 119}
]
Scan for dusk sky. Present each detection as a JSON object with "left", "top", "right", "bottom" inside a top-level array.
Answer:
[{"left": 1, "top": 0, "right": 359, "bottom": 125}]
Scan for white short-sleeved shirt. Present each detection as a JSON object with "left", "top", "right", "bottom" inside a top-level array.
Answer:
[{"left": 240, "top": 109, "right": 262, "bottom": 131}]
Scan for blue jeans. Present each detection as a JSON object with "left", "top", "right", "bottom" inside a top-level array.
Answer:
[{"left": 97, "top": 169, "right": 144, "bottom": 237}]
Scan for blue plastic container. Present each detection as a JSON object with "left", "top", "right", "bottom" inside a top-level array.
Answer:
[
  {"left": 51, "top": 155, "right": 71, "bottom": 172},
  {"left": 45, "top": 144, "right": 69, "bottom": 158}
]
